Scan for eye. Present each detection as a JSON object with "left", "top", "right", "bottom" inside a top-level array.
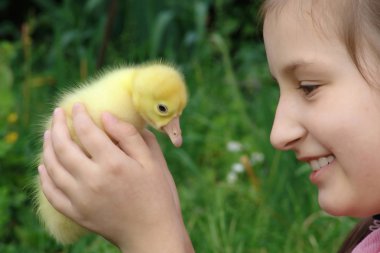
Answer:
[
  {"left": 297, "top": 82, "right": 320, "bottom": 96},
  {"left": 157, "top": 104, "right": 169, "bottom": 114}
]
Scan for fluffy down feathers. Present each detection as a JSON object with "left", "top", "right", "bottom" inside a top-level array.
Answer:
[{"left": 35, "top": 62, "right": 188, "bottom": 244}]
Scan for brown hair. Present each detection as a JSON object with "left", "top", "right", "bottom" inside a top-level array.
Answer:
[
  {"left": 260, "top": 0, "right": 380, "bottom": 252},
  {"left": 260, "top": 0, "right": 380, "bottom": 85},
  {"left": 337, "top": 218, "right": 373, "bottom": 253}
]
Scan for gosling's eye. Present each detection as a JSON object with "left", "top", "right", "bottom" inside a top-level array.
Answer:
[{"left": 157, "top": 104, "right": 169, "bottom": 114}]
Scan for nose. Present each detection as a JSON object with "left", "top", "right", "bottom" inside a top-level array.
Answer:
[{"left": 270, "top": 96, "right": 306, "bottom": 151}]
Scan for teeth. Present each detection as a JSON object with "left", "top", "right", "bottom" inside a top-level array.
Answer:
[
  {"left": 310, "top": 160, "right": 320, "bottom": 170},
  {"left": 319, "top": 157, "right": 328, "bottom": 167},
  {"left": 309, "top": 155, "right": 335, "bottom": 171}
]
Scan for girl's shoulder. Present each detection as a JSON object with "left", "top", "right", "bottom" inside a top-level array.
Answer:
[{"left": 352, "top": 228, "right": 380, "bottom": 253}]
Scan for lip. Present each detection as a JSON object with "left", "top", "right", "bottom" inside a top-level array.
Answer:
[
  {"left": 309, "top": 158, "right": 335, "bottom": 185},
  {"left": 297, "top": 154, "right": 335, "bottom": 185},
  {"left": 297, "top": 154, "right": 333, "bottom": 163}
]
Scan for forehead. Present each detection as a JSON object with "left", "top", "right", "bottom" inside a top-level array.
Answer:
[
  {"left": 263, "top": 0, "right": 345, "bottom": 76},
  {"left": 263, "top": 0, "right": 338, "bottom": 43}
]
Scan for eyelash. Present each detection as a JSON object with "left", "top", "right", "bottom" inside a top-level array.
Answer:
[{"left": 297, "top": 83, "right": 320, "bottom": 96}]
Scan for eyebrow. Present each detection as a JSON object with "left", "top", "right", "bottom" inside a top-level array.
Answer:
[
  {"left": 271, "top": 60, "right": 326, "bottom": 81},
  {"left": 283, "top": 60, "right": 316, "bottom": 74}
]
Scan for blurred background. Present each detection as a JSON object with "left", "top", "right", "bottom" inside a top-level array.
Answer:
[{"left": 0, "top": 0, "right": 355, "bottom": 252}]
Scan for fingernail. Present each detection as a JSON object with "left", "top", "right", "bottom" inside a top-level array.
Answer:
[
  {"left": 103, "top": 112, "right": 118, "bottom": 124},
  {"left": 38, "top": 165, "right": 44, "bottom": 175},
  {"left": 44, "top": 130, "right": 50, "bottom": 140},
  {"left": 54, "top": 107, "right": 62, "bottom": 116},
  {"left": 72, "top": 103, "right": 84, "bottom": 114}
]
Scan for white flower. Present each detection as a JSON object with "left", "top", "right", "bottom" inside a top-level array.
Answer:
[
  {"left": 251, "top": 152, "right": 265, "bottom": 165},
  {"left": 231, "top": 163, "right": 245, "bottom": 173},
  {"left": 227, "top": 171, "right": 238, "bottom": 184},
  {"left": 226, "top": 141, "right": 243, "bottom": 152}
]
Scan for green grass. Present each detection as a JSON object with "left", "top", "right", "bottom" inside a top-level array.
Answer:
[{"left": 0, "top": 0, "right": 357, "bottom": 252}]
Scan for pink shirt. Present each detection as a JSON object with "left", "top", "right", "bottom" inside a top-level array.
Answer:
[{"left": 352, "top": 228, "right": 380, "bottom": 253}]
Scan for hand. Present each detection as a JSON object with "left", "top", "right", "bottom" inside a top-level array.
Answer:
[{"left": 38, "top": 103, "right": 194, "bottom": 253}]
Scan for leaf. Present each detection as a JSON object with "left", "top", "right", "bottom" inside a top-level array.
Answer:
[
  {"left": 84, "top": 0, "right": 103, "bottom": 13},
  {"left": 0, "top": 64, "right": 13, "bottom": 88},
  {"left": 194, "top": 1, "right": 208, "bottom": 42},
  {"left": 150, "top": 10, "right": 174, "bottom": 58},
  {"left": 0, "top": 41, "right": 16, "bottom": 64},
  {"left": 61, "top": 30, "right": 81, "bottom": 47},
  {"left": 0, "top": 87, "right": 14, "bottom": 119},
  {"left": 0, "top": 141, "right": 12, "bottom": 157}
]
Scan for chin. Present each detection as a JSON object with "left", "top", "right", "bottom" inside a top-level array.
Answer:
[
  {"left": 318, "top": 196, "right": 374, "bottom": 218},
  {"left": 318, "top": 192, "right": 354, "bottom": 217},
  {"left": 320, "top": 204, "right": 348, "bottom": 217}
]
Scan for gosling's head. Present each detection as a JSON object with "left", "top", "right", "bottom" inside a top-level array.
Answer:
[{"left": 131, "top": 63, "right": 188, "bottom": 147}]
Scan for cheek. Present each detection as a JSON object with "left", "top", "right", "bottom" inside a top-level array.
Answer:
[
  {"left": 319, "top": 103, "right": 380, "bottom": 172},
  {"left": 310, "top": 87, "right": 379, "bottom": 153},
  {"left": 314, "top": 100, "right": 380, "bottom": 216}
]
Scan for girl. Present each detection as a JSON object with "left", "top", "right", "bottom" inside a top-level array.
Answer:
[{"left": 39, "top": 0, "right": 380, "bottom": 252}]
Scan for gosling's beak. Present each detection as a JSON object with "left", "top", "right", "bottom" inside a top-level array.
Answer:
[{"left": 162, "top": 116, "right": 182, "bottom": 147}]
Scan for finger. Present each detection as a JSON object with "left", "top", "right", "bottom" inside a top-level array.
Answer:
[
  {"left": 141, "top": 129, "right": 167, "bottom": 169},
  {"left": 141, "top": 130, "right": 182, "bottom": 215},
  {"left": 50, "top": 107, "right": 93, "bottom": 176},
  {"left": 38, "top": 164, "right": 75, "bottom": 218},
  {"left": 43, "top": 130, "right": 77, "bottom": 194},
  {"left": 102, "top": 112, "right": 153, "bottom": 166},
  {"left": 71, "top": 103, "right": 124, "bottom": 162}
]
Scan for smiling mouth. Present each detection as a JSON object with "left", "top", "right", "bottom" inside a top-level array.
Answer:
[{"left": 309, "top": 155, "right": 335, "bottom": 171}]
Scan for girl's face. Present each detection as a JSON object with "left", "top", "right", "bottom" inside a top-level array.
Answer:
[{"left": 263, "top": 1, "right": 380, "bottom": 217}]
